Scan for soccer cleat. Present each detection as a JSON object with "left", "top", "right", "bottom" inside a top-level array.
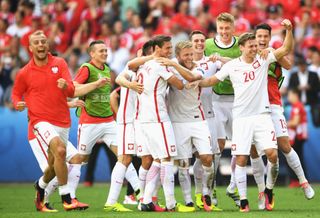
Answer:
[
  {"left": 175, "top": 203, "right": 196, "bottom": 212},
  {"left": 212, "top": 189, "right": 218, "bottom": 206},
  {"left": 211, "top": 204, "right": 223, "bottom": 211},
  {"left": 104, "top": 202, "right": 132, "bottom": 212},
  {"left": 123, "top": 194, "right": 138, "bottom": 205},
  {"left": 195, "top": 193, "right": 204, "bottom": 209},
  {"left": 301, "top": 182, "right": 315, "bottom": 200},
  {"left": 264, "top": 189, "right": 274, "bottom": 211},
  {"left": 63, "top": 201, "right": 78, "bottom": 211},
  {"left": 258, "top": 192, "right": 266, "bottom": 210},
  {"left": 226, "top": 188, "right": 240, "bottom": 207},
  {"left": 34, "top": 181, "right": 45, "bottom": 211},
  {"left": 141, "top": 202, "right": 156, "bottom": 212},
  {"left": 202, "top": 195, "right": 212, "bottom": 212},
  {"left": 39, "top": 203, "right": 58, "bottom": 213},
  {"left": 239, "top": 199, "right": 250, "bottom": 212},
  {"left": 72, "top": 198, "right": 89, "bottom": 210}
]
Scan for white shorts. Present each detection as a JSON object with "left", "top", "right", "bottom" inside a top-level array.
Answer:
[
  {"left": 231, "top": 114, "right": 277, "bottom": 156},
  {"left": 77, "top": 121, "right": 117, "bottom": 155},
  {"left": 270, "top": 104, "right": 289, "bottom": 138},
  {"left": 212, "top": 101, "right": 233, "bottom": 139},
  {"left": 135, "top": 121, "right": 151, "bottom": 157},
  {"left": 140, "top": 121, "right": 177, "bottom": 159},
  {"left": 207, "top": 117, "right": 220, "bottom": 154},
  {"left": 29, "top": 138, "right": 78, "bottom": 172},
  {"left": 117, "top": 123, "right": 136, "bottom": 155},
  {"left": 173, "top": 121, "right": 212, "bottom": 159},
  {"left": 33, "top": 122, "right": 69, "bottom": 146}
]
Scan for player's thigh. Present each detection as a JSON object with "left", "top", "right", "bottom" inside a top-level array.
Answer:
[
  {"left": 135, "top": 121, "right": 151, "bottom": 157},
  {"left": 77, "top": 123, "right": 102, "bottom": 155},
  {"left": 231, "top": 117, "right": 254, "bottom": 156},
  {"left": 207, "top": 117, "right": 220, "bottom": 154},
  {"left": 33, "top": 122, "right": 60, "bottom": 146},
  {"left": 192, "top": 121, "right": 213, "bottom": 156},
  {"left": 172, "top": 122, "right": 192, "bottom": 160},
  {"left": 66, "top": 141, "right": 78, "bottom": 162},
  {"left": 117, "top": 123, "right": 136, "bottom": 156},
  {"left": 29, "top": 138, "right": 49, "bottom": 172},
  {"left": 271, "top": 106, "right": 289, "bottom": 138},
  {"left": 254, "top": 114, "right": 278, "bottom": 156},
  {"left": 101, "top": 121, "right": 118, "bottom": 147}
]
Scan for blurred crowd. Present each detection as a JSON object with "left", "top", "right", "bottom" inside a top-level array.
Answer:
[{"left": 0, "top": 0, "right": 319, "bottom": 117}]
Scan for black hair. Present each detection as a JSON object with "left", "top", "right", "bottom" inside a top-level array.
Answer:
[{"left": 254, "top": 23, "right": 272, "bottom": 36}]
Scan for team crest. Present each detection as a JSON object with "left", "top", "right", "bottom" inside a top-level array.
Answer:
[
  {"left": 51, "top": 66, "right": 59, "bottom": 74},
  {"left": 231, "top": 144, "right": 236, "bottom": 151},
  {"left": 128, "top": 143, "right": 134, "bottom": 150},
  {"left": 170, "top": 145, "right": 176, "bottom": 152},
  {"left": 252, "top": 60, "right": 260, "bottom": 69}
]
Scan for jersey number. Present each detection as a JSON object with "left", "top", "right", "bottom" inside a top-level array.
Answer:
[
  {"left": 271, "top": 131, "right": 276, "bottom": 141},
  {"left": 243, "top": 71, "right": 255, "bottom": 82}
]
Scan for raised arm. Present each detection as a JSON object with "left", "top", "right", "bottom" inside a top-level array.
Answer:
[{"left": 273, "top": 19, "right": 294, "bottom": 60}]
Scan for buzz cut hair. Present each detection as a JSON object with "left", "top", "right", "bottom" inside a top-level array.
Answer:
[
  {"left": 175, "top": 40, "right": 193, "bottom": 56},
  {"left": 28, "top": 30, "right": 46, "bottom": 43},
  {"left": 88, "top": 40, "right": 105, "bottom": 53},
  {"left": 216, "top": 12, "right": 235, "bottom": 25},
  {"left": 238, "top": 32, "right": 256, "bottom": 46}
]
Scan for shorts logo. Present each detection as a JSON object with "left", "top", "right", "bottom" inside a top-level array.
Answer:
[
  {"left": 128, "top": 143, "right": 134, "bottom": 150},
  {"left": 231, "top": 144, "right": 236, "bottom": 151},
  {"left": 137, "top": 145, "right": 142, "bottom": 153},
  {"left": 80, "top": 144, "right": 86, "bottom": 151},
  {"left": 51, "top": 66, "right": 59, "bottom": 74},
  {"left": 44, "top": 131, "right": 50, "bottom": 139},
  {"left": 170, "top": 145, "right": 176, "bottom": 152}
]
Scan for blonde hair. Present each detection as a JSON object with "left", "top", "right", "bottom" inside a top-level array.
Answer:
[
  {"left": 216, "top": 13, "right": 234, "bottom": 25},
  {"left": 175, "top": 41, "right": 192, "bottom": 56}
]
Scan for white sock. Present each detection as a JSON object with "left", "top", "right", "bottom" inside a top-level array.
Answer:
[
  {"left": 235, "top": 165, "right": 247, "bottom": 200},
  {"left": 202, "top": 164, "right": 214, "bottom": 196},
  {"left": 58, "top": 184, "right": 70, "bottom": 196},
  {"left": 138, "top": 166, "right": 148, "bottom": 199},
  {"left": 283, "top": 149, "right": 307, "bottom": 184},
  {"left": 178, "top": 167, "right": 193, "bottom": 204},
  {"left": 160, "top": 161, "right": 176, "bottom": 210},
  {"left": 228, "top": 155, "right": 237, "bottom": 192},
  {"left": 193, "top": 158, "right": 203, "bottom": 194},
  {"left": 250, "top": 157, "right": 266, "bottom": 193},
  {"left": 39, "top": 176, "right": 48, "bottom": 189},
  {"left": 67, "top": 164, "right": 81, "bottom": 199},
  {"left": 44, "top": 177, "right": 58, "bottom": 203},
  {"left": 266, "top": 160, "right": 279, "bottom": 190},
  {"left": 152, "top": 173, "right": 161, "bottom": 199},
  {"left": 144, "top": 161, "right": 160, "bottom": 204},
  {"left": 106, "top": 162, "right": 127, "bottom": 205},
  {"left": 125, "top": 163, "right": 140, "bottom": 192}
]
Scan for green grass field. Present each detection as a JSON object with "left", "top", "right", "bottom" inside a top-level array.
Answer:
[{"left": 0, "top": 183, "right": 319, "bottom": 218}]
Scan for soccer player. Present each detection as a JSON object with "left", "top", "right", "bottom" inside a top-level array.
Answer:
[
  {"left": 104, "top": 41, "right": 153, "bottom": 212},
  {"left": 204, "top": 12, "right": 241, "bottom": 206},
  {"left": 136, "top": 35, "right": 196, "bottom": 212},
  {"left": 163, "top": 40, "right": 214, "bottom": 212},
  {"left": 11, "top": 30, "right": 107, "bottom": 212},
  {"left": 72, "top": 40, "right": 140, "bottom": 209},
  {"left": 188, "top": 19, "right": 294, "bottom": 212},
  {"left": 190, "top": 30, "right": 229, "bottom": 208},
  {"left": 250, "top": 23, "right": 315, "bottom": 210}
]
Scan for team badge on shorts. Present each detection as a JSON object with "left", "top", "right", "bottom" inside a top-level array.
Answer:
[
  {"left": 170, "top": 145, "right": 176, "bottom": 152},
  {"left": 128, "top": 143, "right": 134, "bottom": 150},
  {"left": 137, "top": 145, "right": 142, "bottom": 153},
  {"left": 231, "top": 144, "right": 236, "bottom": 151}
]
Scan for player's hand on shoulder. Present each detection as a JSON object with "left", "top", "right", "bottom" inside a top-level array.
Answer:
[
  {"left": 281, "top": 19, "right": 292, "bottom": 31},
  {"left": 16, "top": 101, "right": 27, "bottom": 111},
  {"left": 155, "top": 57, "right": 175, "bottom": 67},
  {"left": 129, "top": 80, "right": 144, "bottom": 94},
  {"left": 208, "top": 53, "right": 220, "bottom": 63},
  {"left": 57, "top": 78, "right": 67, "bottom": 89},
  {"left": 259, "top": 49, "right": 271, "bottom": 60}
]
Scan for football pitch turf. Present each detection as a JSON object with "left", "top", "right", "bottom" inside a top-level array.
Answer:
[{"left": 0, "top": 183, "right": 319, "bottom": 218}]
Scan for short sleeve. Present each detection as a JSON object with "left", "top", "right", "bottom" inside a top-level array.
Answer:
[
  {"left": 215, "top": 64, "right": 230, "bottom": 81},
  {"left": 156, "top": 65, "right": 174, "bottom": 81}
]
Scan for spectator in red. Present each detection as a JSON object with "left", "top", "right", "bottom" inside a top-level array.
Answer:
[
  {"left": 203, "top": 0, "right": 232, "bottom": 19},
  {"left": 170, "top": 1, "right": 197, "bottom": 32},
  {"left": 0, "top": 0, "right": 14, "bottom": 25},
  {"left": 96, "top": 21, "right": 113, "bottom": 47},
  {"left": 18, "top": 0, "right": 35, "bottom": 27},
  {"left": 127, "top": 13, "right": 144, "bottom": 42},
  {"left": 6, "top": 10, "right": 30, "bottom": 38},
  {"left": 265, "top": 5, "right": 283, "bottom": 36},
  {"left": 80, "top": 0, "right": 103, "bottom": 36},
  {"left": 71, "top": 19, "right": 95, "bottom": 56},
  {"left": 233, "top": 0, "right": 267, "bottom": 26},
  {"left": 300, "top": 23, "right": 320, "bottom": 55},
  {"left": 113, "top": 20, "right": 133, "bottom": 51},
  {"left": 287, "top": 88, "right": 308, "bottom": 187},
  {"left": 48, "top": 21, "right": 70, "bottom": 56},
  {"left": 0, "top": 19, "right": 11, "bottom": 59},
  {"left": 270, "top": 0, "right": 300, "bottom": 21},
  {"left": 229, "top": 2, "right": 251, "bottom": 36}
]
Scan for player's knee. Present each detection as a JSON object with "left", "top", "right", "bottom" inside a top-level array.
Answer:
[
  {"left": 178, "top": 159, "right": 189, "bottom": 168},
  {"left": 118, "top": 155, "right": 132, "bottom": 166},
  {"left": 250, "top": 145, "right": 259, "bottom": 158},
  {"left": 200, "top": 154, "right": 213, "bottom": 167},
  {"left": 278, "top": 138, "right": 292, "bottom": 154},
  {"left": 55, "top": 145, "right": 66, "bottom": 159},
  {"left": 266, "top": 150, "right": 278, "bottom": 163},
  {"left": 141, "top": 155, "right": 153, "bottom": 169}
]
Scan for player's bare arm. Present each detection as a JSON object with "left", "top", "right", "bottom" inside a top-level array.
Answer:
[
  {"left": 208, "top": 54, "right": 231, "bottom": 64},
  {"left": 155, "top": 57, "right": 201, "bottom": 82},
  {"left": 167, "top": 75, "right": 184, "bottom": 90},
  {"left": 115, "top": 72, "right": 144, "bottom": 94},
  {"left": 260, "top": 48, "right": 292, "bottom": 70},
  {"left": 67, "top": 99, "right": 85, "bottom": 108},
  {"left": 186, "top": 75, "right": 221, "bottom": 89},
  {"left": 273, "top": 19, "right": 294, "bottom": 60},
  {"left": 73, "top": 77, "right": 110, "bottom": 97},
  {"left": 127, "top": 54, "right": 154, "bottom": 71}
]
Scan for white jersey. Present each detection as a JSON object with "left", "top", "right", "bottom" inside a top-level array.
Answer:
[
  {"left": 117, "top": 65, "right": 137, "bottom": 124},
  {"left": 194, "top": 56, "right": 221, "bottom": 118},
  {"left": 215, "top": 52, "right": 277, "bottom": 119},
  {"left": 136, "top": 60, "right": 174, "bottom": 123},
  {"left": 168, "top": 64, "right": 205, "bottom": 123}
]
